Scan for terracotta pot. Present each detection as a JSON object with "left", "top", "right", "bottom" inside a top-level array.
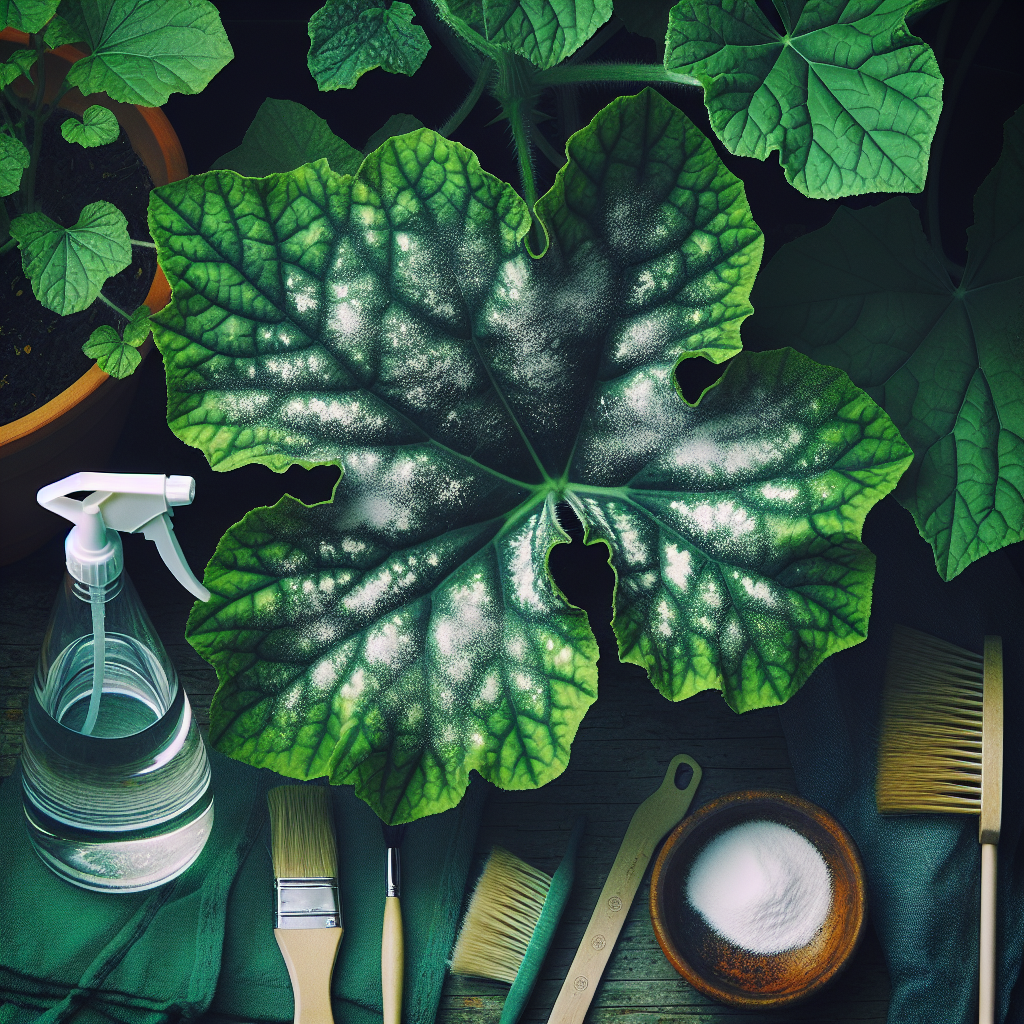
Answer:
[{"left": 0, "top": 28, "right": 187, "bottom": 566}]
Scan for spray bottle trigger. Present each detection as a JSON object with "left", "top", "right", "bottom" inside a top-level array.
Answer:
[{"left": 141, "top": 512, "right": 211, "bottom": 602}]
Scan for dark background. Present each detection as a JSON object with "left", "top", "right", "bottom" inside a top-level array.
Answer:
[{"left": 120, "top": 0, "right": 1023, "bottom": 611}]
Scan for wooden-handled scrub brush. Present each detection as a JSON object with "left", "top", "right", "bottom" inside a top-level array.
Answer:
[{"left": 876, "top": 624, "right": 1003, "bottom": 1024}]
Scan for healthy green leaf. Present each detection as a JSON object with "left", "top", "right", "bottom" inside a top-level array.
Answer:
[
  {"left": 362, "top": 113, "right": 424, "bottom": 155},
  {"left": 42, "top": 12, "right": 80, "bottom": 47},
  {"left": 435, "top": 0, "right": 613, "bottom": 68},
  {"left": 59, "top": 0, "right": 233, "bottom": 107},
  {"left": 123, "top": 303, "right": 152, "bottom": 347},
  {"left": 211, "top": 98, "right": 363, "bottom": 178},
  {"left": 307, "top": 0, "right": 429, "bottom": 91},
  {"left": 0, "top": 131, "right": 31, "bottom": 196},
  {"left": 149, "top": 88, "right": 909, "bottom": 822},
  {"left": 744, "top": 107, "right": 1023, "bottom": 580},
  {"left": 664, "top": 0, "right": 943, "bottom": 198},
  {"left": 0, "top": 0, "right": 58, "bottom": 33},
  {"left": 9, "top": 201, "right": 131, "bottom": 315},
  {"left": 83, "top": 324, "right": 142, "bottom": 377},
  {"left": 0, "top": 48, "right": 37, "bottom": 89},
  {"left": 60, "top": 104, "right": 119, "bottom": 148}
]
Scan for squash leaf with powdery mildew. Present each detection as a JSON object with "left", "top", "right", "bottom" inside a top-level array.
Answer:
[
  {"left": 149, "top": 89, "right": 911, "bottom": 823},
  {"left": 745, "top": 107, "right": 1023, "bottom": 581},
  {"left": 664, "top": 0, "right": 943, "bottom": 198}
]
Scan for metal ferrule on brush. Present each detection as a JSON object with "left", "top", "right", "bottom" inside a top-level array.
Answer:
[
  {"left": 385, "top": 848, "right": 401, "bottom": 898},
  {"left": 274, "top": 877, "right": 342, "bottom": 929}
]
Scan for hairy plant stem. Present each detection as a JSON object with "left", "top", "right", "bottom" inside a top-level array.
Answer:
[
  {"left": 131, "top": 239, "right": 156, "bottom": 248},
  {"left": 925, "top": 0, "right": 1001, "bottom": 276},
  {"left": 439, "top": 58, "right": 493, "bottom": 137},
  {"left": 538, "top": 62, "right": 700, "bottom": 88},
  {"left": 96, "top": 291, "right": 131, "bottom": 319}
]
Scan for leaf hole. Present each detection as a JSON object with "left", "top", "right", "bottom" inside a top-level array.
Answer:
[
  {"left": 549, "top": 503, "right": 616, "bottom": 653},
  {"left": 675, "top": 356, "right": 727, "bottom": 405}
]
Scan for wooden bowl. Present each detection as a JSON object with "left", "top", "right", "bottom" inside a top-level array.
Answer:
[{"left": 649, "top": 789, "right": 866, "bottom": 1008}]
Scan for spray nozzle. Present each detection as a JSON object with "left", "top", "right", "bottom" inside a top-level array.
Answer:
[{"left": 37, "top": 472, "right": 211, "bottom": 601}]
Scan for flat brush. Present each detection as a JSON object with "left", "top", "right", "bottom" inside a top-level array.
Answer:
[
  {"left": 450, "top": 817, "right": 585, "bottom": 1024},
  {"left": 876, "top": 624, "right": 1003, "bottom": 1024},
  {"left": 381, "top": 822, "right": 406, "bottom": 1024},
  {"left": 268, "top": 785, "right": 343, "bottom": 1024}
]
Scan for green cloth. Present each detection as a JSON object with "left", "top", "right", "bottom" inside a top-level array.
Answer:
[
  {"left": 0, "top": 747, "right": 485, "bottom": 1024},
  {"left": 776, "top": 497, "right": 1024, "bottom": 1024}
]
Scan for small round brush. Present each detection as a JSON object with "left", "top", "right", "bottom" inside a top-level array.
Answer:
[{"left": 381, "top": 822, "right": 406, "bottom": 1024}]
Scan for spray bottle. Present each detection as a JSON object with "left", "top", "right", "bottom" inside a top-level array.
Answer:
[{"left": 22, "top": 472, "right": 214, "bottom": 892}]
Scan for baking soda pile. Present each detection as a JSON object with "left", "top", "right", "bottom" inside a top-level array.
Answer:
[{"left": 685, "top": 819, "right": 832, "bottom": 954}]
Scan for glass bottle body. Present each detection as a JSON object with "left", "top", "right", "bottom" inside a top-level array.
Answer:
[{"left": 21, "top": 571, "right": 213, "bottom": 892}]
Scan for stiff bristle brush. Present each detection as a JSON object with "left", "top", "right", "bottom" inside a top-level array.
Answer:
[
  {"left": 268, "top": 786, "right": 343, "bottom": 1024},
  {"left": 876, "top": 624, "right": 1003, "bottom": 1024},
  {"left": 449, "top": 818, "right": 585, "bottom": 1024},
  {"left": 381, "top": 822, "right": 406, "bottom": 1024}
]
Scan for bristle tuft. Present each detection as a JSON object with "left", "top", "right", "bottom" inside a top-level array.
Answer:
[
  {"left": 268, "top": 786, "right": 338, "bottom": 879},
  {"left": 449, "top": 847, "right": 552, "bottom": 984},
  {"left": 876, "top": 625, "right": 985, "bottom": 815}
]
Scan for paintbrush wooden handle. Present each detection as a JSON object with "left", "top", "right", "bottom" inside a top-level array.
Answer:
[
  {"left": 979, "top": 842, "right": 997, "bottom": 1024},
  {"left": 382, "top": 895, "right": 404, "bottom": 1024},
  {"left": 274, "top": 927, "right": 343, "bottom": 1024}
]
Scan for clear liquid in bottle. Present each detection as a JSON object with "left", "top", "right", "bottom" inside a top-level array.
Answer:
[{"left": 21, "top": 572, "right": 213, "bottom": 892}]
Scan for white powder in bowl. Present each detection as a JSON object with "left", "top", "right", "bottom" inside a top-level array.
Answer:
[{"left": 685, "top": 819, "right": 832, "bottom": 954}]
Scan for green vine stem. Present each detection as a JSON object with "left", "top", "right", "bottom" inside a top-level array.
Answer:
[
  {"left": 439, "top": 58, "right": 493, "bottom": 137},
  {"left": 538, "top": 62, "right": 700, "bottom": 88},
  {"left": 95, "top": 291, "right": 131, "bottom": 320},
  {"left": 925, "top": 0, "right": 1001, "bottom": 276}
]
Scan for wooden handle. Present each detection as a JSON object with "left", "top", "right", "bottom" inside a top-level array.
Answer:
[
  {"left": 979, "top": 842, "right": 997, "bottom": 1024},
  {"left": 274, "top": 927, "right": 343, "bottom": 1024},
  {"left": 382, "top": 896, "right": 404, "bottom": 1024},
  {"left": 547, "top": 755, "right": 701, "bottom": 1024}
]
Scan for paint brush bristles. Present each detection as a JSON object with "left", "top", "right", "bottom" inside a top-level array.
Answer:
[
  {"left": 268, "top": 786, "right": 338, "bottom": 879},
  {"left": 876, "top": 625, "right": 986, "bottom": 814},
  {"left": 450, "top": 847, "right": 552, "bottom": 984}
]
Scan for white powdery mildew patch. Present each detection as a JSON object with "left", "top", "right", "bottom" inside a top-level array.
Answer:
[
  {"left": 669, "top": 432, "right": 782, "bottom": 480},
  {"left": 285, "top": 270, "right": 319, "bottom": 317},
  {"left": 670, "top": 498, "right": 757, "bottom": 542},
  {"left": 281, "top": 394, "right": 387, "bottom": 435},
  {"left": 761, "top": 482, "right": 800, "bottom": 503},
  {"left": 610, "top": 505, "right": 650, "bottom": 567},
  {"left": 577, "top": 366, "right": 681, "bottom": 483},
  {"left": 663, "top": 543, "right": 692, "bottom": 590},
  {"left": 263, "top": 346, "right": 334, "bottom": 386},
  {"left": 364, "top": 612, "right": 416, "bottom": 668},
  {"left": 610, "top": 307, "right": 674, "bottom": 368},
  {"left": 739, "top": 574, "right": 776, "bottom": 608},
  {"left": 216, "top": 390, "right": 274, "bottom": 423},
  {"left": 390, "top": 232, "right": 461, "bottom": 324},
  {"left": 431, "top": 575, "right": 497, "bottom": 685},
  {"left": 504, "top": 513, "right": 556, "bottom": 614}
]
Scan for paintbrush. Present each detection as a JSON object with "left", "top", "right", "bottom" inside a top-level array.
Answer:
[
  {"left": 381, "top": 822, "right": 406, "bottom": 1024},
  {"left": 268, "top": 785, "right": 343, "bottom": 1024},
  {"left": 876, "top": 624, "right": 1003, "bottom": 1024}
]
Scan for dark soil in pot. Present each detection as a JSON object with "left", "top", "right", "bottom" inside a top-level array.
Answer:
[{"left": 0, "top": 108, "right": 157, "bottom": 427}]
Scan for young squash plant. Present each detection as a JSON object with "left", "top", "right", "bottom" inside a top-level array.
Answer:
[{"left": 144, "top": 0, "right": 975, "bottom": 824}]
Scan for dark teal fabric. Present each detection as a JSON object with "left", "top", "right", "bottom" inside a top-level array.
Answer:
[
  {"left": 0, "top": 746, "right": 485, "bottom": 1024},
  {"left": 777, "top": 497, "right": 1024, "bottom": 1024}
]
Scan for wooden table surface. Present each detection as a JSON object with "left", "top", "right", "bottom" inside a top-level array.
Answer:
[{"left": 0, "top": 355, "right": 891, "bottom": 1024}]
